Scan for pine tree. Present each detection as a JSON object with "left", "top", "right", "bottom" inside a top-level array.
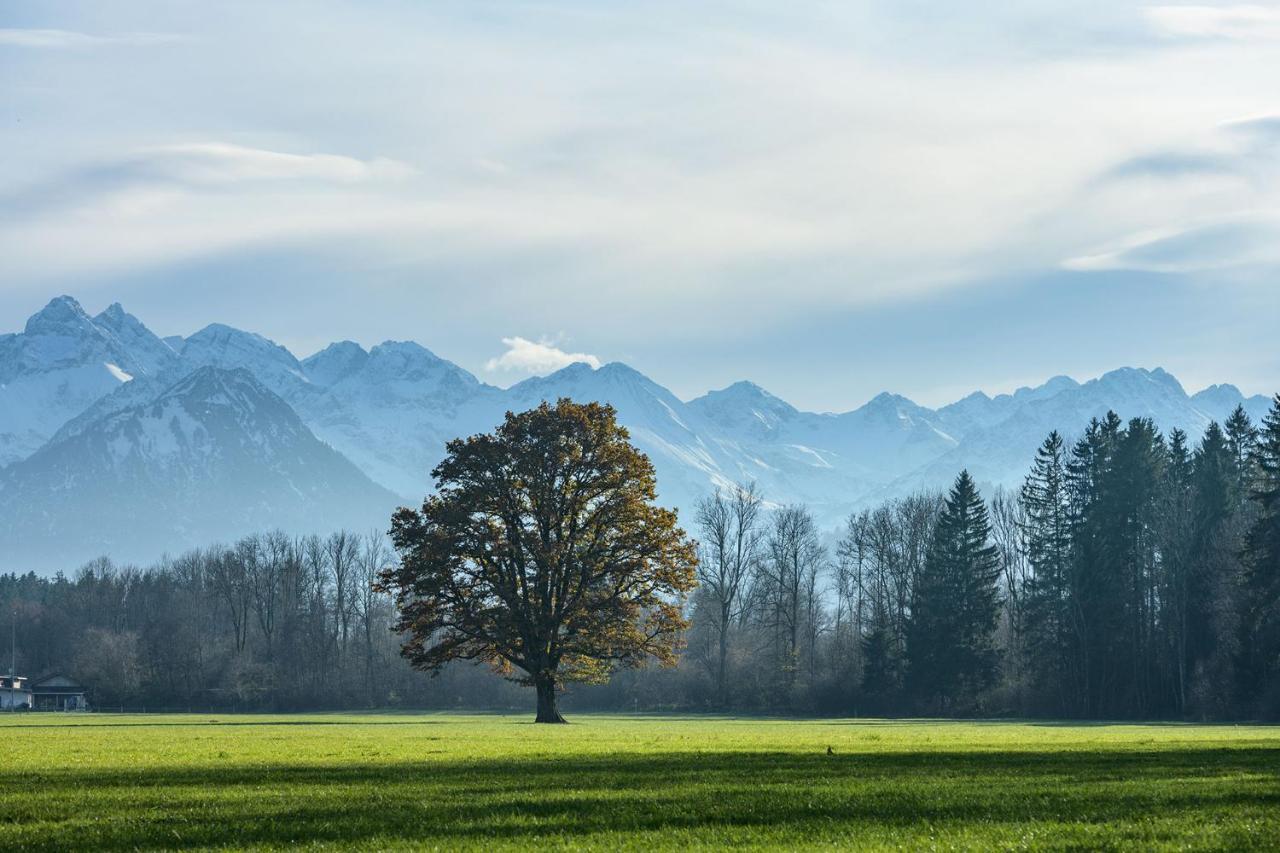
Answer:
[
  {"left": 1184, "top": 422, "right": 1235, "bottom": 709},
  {"left": 1019, "top": 431, "right": 1073, "bottom": 708},
  {"left": 860, "top": 602, "right": 897, "bottom": 711},
  {"left": 1106, "top": 417, "right": 1165, "bottom": 717},
  {"left": 1224, "top": 405, "right": 1260, "bottom": 504},
  {"left": 907, "top": 470, "right": 1001, "bottom": 711},
  {"left": 1242, "top": 395, "right": 1280, "bottom": 714},
  {"left": 1065, "top": 414, "right": 1121, "bottom": 717},
  {"left": 1160, "top": 428, "right": 1195, "bottom": 711}
]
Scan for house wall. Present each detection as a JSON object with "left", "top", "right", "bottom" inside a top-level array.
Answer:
[{"left": 0, "top": 687, "right": 33, "bottom": 710}]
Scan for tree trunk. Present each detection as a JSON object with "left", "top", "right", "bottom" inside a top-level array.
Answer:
[
  {"left": 717, "top": 602, "right": 730, "bottom": 707},
  {"left": 534, "top": 673, "right": 566, "bottom": 723}
]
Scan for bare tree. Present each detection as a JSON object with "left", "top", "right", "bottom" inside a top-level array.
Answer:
[
  {"left": 326, "top": 530, "right": 360, "bottom": 666},
  {"left": 694, "top": 481, "right": 764, "bottom": 705},
  {"left": 208, "top": 544, "right": 251, "bottom": 654},
  {"left": 354, "top": 530, "right": 391, "bottom": 697},
  {"left": 758, "top": 505, "right": 825, "bottom": 702},
  {"left": 990, "top": 486, "right": 1030, "bottom": 691}
]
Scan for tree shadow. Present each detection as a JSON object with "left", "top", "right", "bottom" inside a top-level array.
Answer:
[
  {"left": 4, "top": 719, "right": 447, "bottom": 729},
  {"left": 6, "top": 746, "right": 1279, "bottom": 850}
]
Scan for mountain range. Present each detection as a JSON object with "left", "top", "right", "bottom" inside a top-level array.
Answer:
[{"left": 1, "top": 296, "right": 1273, "bottom": 571}]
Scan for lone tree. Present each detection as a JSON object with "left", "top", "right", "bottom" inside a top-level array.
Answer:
[{"left": 380, "top": 398, "right": 698, "bottom": 722}]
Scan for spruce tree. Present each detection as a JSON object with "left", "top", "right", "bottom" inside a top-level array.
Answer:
[
  {"left": 1065, "top": 414, "right": 1121, "bottom": 716},
  {"left": 907, "top": 470, "right": 1001, "bottom": 711},
  {"left": 1242, "top": 395, "right": 1280, "bottom": 712},
  {"left": 1106, "top": 417, "right": 1165, "bottom": 717},
  {"left": 860, "top": 604, "right": 897, "bottom": 711},
  {"left": 1225, "top": 405, "right": 1260, "bottom": 504},
  {"left": 1160, "top": 428, "right": 1196, "bottom": 710},
  {"left": 1184, "top": 422, "right": 1235, "bottom": 707},
  {"left": 1020, "top": 431, "right": 1073, "bottom": 707}
]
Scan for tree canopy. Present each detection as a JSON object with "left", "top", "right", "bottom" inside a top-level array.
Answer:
[{"left": 380, "top": 398, "right": 698, "bottom": 722}]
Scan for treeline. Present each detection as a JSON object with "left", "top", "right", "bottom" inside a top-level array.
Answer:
[
  {"left": 684, "top": 397, "right": 1280, "bottom": 719},
  {"left": 1, "top": 531, "right": 526, "bottom": 710},
  {"left": 4, "top": 396, "right": 1279, "bottom": 719}
]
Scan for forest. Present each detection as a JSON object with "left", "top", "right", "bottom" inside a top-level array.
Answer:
[{"left": 4, "top": 395, "right": 1279, "bottom": 720}]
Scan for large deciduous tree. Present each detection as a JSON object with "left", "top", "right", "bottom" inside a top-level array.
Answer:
[{"left": 380, "top": 399, "right": 698, "bottom": 723}]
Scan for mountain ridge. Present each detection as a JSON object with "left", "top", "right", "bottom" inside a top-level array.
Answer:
[{"left": 1, "top": 295, "right": 1273, "bottom": 570}]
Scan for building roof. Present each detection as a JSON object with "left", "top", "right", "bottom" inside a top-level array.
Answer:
[{"left": 30, "top": 674, "right": 86, "bottom": 694}]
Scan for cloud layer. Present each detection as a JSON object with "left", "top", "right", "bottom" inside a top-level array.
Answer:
[{"left": 0, "top": 1, "right": 1277, "bottom": 407}]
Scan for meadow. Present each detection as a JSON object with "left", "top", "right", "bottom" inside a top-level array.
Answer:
[{"left": 3, "top": 713, "right": 1279, "bottom": 850}]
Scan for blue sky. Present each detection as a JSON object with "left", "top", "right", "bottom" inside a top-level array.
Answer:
[{"left": 2, "top": 0, "right": 1278, "bottom": 409}]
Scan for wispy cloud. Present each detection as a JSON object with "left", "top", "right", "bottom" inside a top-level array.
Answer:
[
  {"left": 1, "top": 142, "right": 414, "bottom": 221},
  {"left": 485, "top": 337, "right": 601, "bottom": 376},
  {"left": 0, "top": 28, "right": 183, "bottom": 48},
  {"left": 130, "top": 143, "right": 414, "bottom": 185},
  {"left": 1064, "top": 216, "right": 1280, "bottom": 272},
  {"left": 1144, "top": 5, "right": 1280, "bottom": 41}
]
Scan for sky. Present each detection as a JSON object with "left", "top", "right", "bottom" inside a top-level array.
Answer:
[{"left": 1, "top": 0, "right": 1278, "bottom": 410}]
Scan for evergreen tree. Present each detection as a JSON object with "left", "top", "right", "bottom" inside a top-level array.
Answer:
[
  {"left": 1224, "top": 405, "right": 1260, "bottom": 504},
  {"left": 1106, "top": 417, "right": 1165, "bottom": 717},
  {"left": 1184, "top": 422, "right": 1236, "bottom": 709},
  {"left": 907, "top": 471, "right": 1001, "bottom": 711},
  {"left": 1065, "top": 414, "right": 1121, "bottom": 716},
  {"left": 859, "top": 603, "right": 897, "bottom": 711},
  {"left": 1242, "top": 395, "right": 1280, "bottom": 714},
  {"left": 1159, "top": 428, "right": 1196, "bottom": 711},
  {"left": 1019, "top": 431, "right": 1073, "bottom": 708}
]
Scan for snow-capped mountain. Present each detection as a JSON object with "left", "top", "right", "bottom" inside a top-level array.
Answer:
[
  {"left": 179, "top": 323, "right": 313, "bottom": 401},
  {"left": 507, "top": 361, "right": 742, "bottom": 510},
  {"left": 0, "top": 366, "right": 397, "bottom": 569},
  {"left": 0, "top": 297, "right": 178, "bottom": 467},
  {"left": 296, "top": 340, "right": 505, "bottom": 498},
  {"left": 0, "top": 295, "right": 1273, "bottom": 571}
]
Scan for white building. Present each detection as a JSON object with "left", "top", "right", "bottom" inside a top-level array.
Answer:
[{"left": 0, "top": 675, "right": 33, "bottom": 710}]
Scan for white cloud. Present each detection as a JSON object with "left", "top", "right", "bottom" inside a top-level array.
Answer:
[
  {"left": 0, "top": 28, "right": 182, "bottom": 48},
  {"left": 484, "top": 337, "right": 601, "bottom": 376},
  {"left": 1145, "top": 5, "right": 1280, "bottom": 40},
  {"left": 133, "top": 143, "right": 415, "bottom": 185}
]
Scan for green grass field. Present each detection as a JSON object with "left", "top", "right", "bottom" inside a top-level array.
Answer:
[{"left": 4, "top": 713, "right": 1279, "bottom": 850}]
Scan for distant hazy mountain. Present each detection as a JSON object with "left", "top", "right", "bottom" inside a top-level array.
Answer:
[
  {"left": 0, "top": 295, "right": 1273, "bottom": 570},
  {"left": 0, "top": 365, "right": 397, "bottom": 569}
]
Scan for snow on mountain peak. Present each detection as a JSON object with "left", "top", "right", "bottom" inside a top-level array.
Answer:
[
  {"left": 688, "top": 380, "right": 799, "bottom": 438},
  {"left": 180, "top": 323, "right": 310, "bottom": 398},
  {"left": 302, "top": 341, "right": 369, "bottom": 388},
  {"left": 22, "top": 295, "right": 94, "bottom": 336},
  {"left": 1095, "top": 366, "right": 1185, "bottom": 397},
  {"left": 3, "top": 292, "right": 1276, "bottom": 572},
  {"left": 93, "top": 302, "right": 179, "bottom": 375},
  {"left": 1, "top": 297, "right": 173, "bottom": 465}
]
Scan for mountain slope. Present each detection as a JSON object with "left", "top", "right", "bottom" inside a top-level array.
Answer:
[{"left": 0, "top": 366, "right": 398, "bottom": 570}]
